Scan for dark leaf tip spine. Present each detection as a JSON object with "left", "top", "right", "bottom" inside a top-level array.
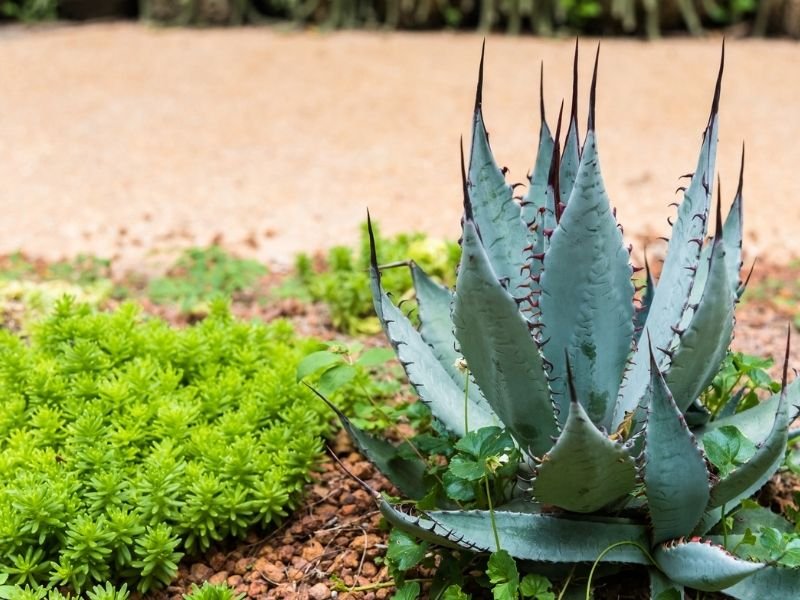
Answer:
[
  {"left": 782, "top": 325, "right": 791, "bottom": 391},
  {"left": 539, "top": 61, "right": 546, "bottom": 124},
  {"left": 738, "top": 258, "right": 756, "bottom": 297},
  {"left": 570, "top": 37, "right": 579, "bottom": 135},
  {"left": 475, "top": 38, "right": 486, "bottom": 114},
  {"left": 709, "top": 39, "right": 725, "bottom": 124},
  {"left": 548, "top": 100, "right": 564, "bottom": 216},
  {"left": 644, "top": 250, "right": 653, "bottom": 286},
  {"left": 564, "top": 351, "right": 578, "bottom": 406},
  {"left": 367, "top": 209, "right": 380, "bottom": 276},
  {"left": 588, "top": 42, "right": 600, "bottom": 132},
  {"left": 737, "top": 142, "right": 745, "bottom": 198},
  {"left": 460, "top": 137, "right": 474, "bottom": 222}
]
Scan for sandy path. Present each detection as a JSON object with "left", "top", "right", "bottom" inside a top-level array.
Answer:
[{"left": 0, "top": 24, "right": 798, "bottom": 270}]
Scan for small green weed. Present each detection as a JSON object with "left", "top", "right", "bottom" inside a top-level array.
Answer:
[
  {"left": 700, "top": 351, "right": 781, "bottom": 417},
  {"left": 283, "top": 221, "right": 459, "bottom": 334},
  {"left": 147, "top": 246, "right": 267, "bottom": 312}
]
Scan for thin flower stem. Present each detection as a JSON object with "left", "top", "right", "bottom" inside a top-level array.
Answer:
[
  {"left": 485, "top": 476, "right": 501, "bottom": 552},
  {"left": 464, "top": 369, "right": 470, "bottom": 433},
  {"left": 585, "top": 541, "right": 656, "bottom": 600},
  {"left": 556, "top": 565, "right": 576, "bottom": 600}
]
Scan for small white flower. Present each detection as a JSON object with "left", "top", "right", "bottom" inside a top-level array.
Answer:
[{"left": 454, "top": 357, "right": 469, "bottom": 373}]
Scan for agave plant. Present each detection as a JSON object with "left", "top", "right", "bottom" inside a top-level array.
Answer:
[{"left": 324, "top": 42, "right": 800, "bottom": 598}]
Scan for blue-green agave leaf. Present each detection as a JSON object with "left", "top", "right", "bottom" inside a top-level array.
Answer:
[
  {"left": 644, "top": 352, "right": 710, "bottom": 544},
  {"left": 727, "top": 504, "right": 794, "bottom": 535},
  {"left": 687, "top": 241, "right": 713, "bottom": 311},
  {"left": 368, "top": 217, "right": 496, "bottom": 437},
  {"left": 560, "top": 120, "right": 580, "bottom": 205},
  {"left": 721, "top": 566, "right": 800, "bottom": 599},
  {"left": 666, "top": 223, "right": 735, "bottom": 412},
  {"left": 654, "top": 539, "right": 765, "bottom": 592},
  {"left": 311, "top": 388, "right": 428, "bottom": 500},
  {"left": 722, "top": 149, "right": 744, "bottom": 294},
  {"left": 559, "top": 41, "right": 581, "bottom": 205},
  {"left": 467, "top": 43, "right": 530, "bottom": 294},
  {"left": 521, "top": 75, "right": 554, "bottom": 311},
  {"left": 521, "top": 63, "right": 554, "bottom": 230},
  {"left": 427, "top": 509, "right": 650, "bottom": 564},
  {"left": 682, "top": 164, "right": 743, "bottom": 314},
  {"left": 379, "top": 498, "right": 482, "bottom": 551},
  {"left": 411, "top": 262, "right": 490, "bottom": 412},
  {"left": 707, "top": 341, "right": 792, "bottom": 508},
  {"left": 615, "top": 50, "right": 723, "bottom": 428},
  {"left": 536, "top": 104, "right": 563, "bottom": 262},
  {"left": 453, "top": 219, "right": 557, "bottom": 456},
  {"left": 532, "top": 362, "right": 636, "bottom": 512},
  {"left": 539, "top": 64, "right": 635, "bottom": 428}
]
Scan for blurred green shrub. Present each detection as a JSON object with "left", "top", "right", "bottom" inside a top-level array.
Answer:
[
  {"left": 147, "top": 246, "right": 267, "bottom": 313},
  {"left": 282, "top": 221, "right": 460, "bottom": 334},
  {"left": 136, "top": 0, "right": 769, "bottom": 37},
  {"left": 1, "top": 0, "right": 57, "bottom": 21}
]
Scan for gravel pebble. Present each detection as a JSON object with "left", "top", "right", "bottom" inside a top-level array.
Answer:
[{"left": 308, "top": 583, "right": 332, "bottom": 600}]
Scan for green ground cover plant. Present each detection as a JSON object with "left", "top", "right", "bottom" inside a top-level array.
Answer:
[
  {"left": 0, "top": 254, "right": 114, "bottom": 330},
  {"left": 147, "top": 246, "right": 267, "bottom": 313},
  {"left": 330, "top": 43, "right": 800, "bottom": 598},
  {"left": 0, "top": 253, "right": 111, "bottom": 286},
  {"left": 285, "top": 221, "right": 459, "bottom": 334},
  {"left": 0, "top": 296, "right": 362, "bottom": 596}
]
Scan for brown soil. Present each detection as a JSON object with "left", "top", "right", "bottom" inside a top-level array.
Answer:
[{"left": 0, "top": 24, "right": 799, "bottom": 272}]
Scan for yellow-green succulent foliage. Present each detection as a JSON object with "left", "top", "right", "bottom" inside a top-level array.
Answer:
[{"left": 0, "top": 297, "right": 335, "bottom": 595}]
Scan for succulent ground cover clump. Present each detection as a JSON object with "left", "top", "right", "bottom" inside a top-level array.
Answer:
[
  {"left": 329, "top": 42, "right": 800, "bottom": 598},
  {"left": 0, "top": 298, "right": 351, "bottom": 596}
]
